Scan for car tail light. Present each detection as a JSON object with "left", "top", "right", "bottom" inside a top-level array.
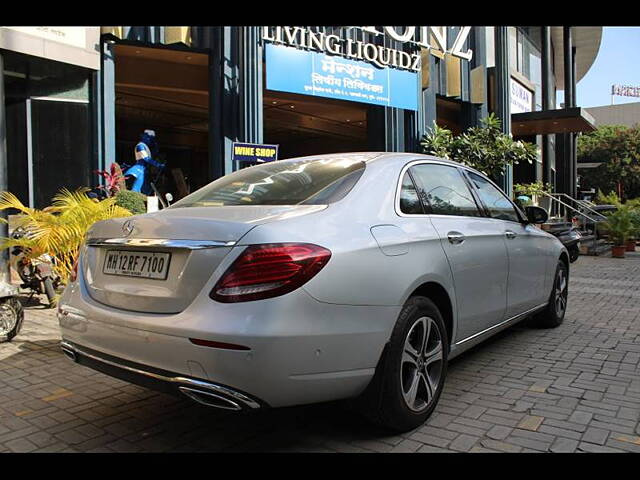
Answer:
[{"left": 210, "top": 243, "right": 331, "bottom": 303}]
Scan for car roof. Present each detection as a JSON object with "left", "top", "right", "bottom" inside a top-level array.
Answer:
[
  {"left": 267, "top": 152, "right": 487, "bottom": 180},
  {"left": 277, "top": 151, "right": 466, "bottom": 169}
]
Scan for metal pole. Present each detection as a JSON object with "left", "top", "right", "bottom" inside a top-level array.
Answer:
[
  {"left": 0, "top": 52, "right": 9, "bottom": 282},
  {"left": 563, "top": 27, "right": 574, "bottom": 109},
  {"left": 571, "top": 46, "right": 577, "bottom": 107},
  {"left": 571, "top": 45, "right": 578, "bottom": 198},
  {"left": 541, "top": 26, "right": 554, "bottom": 187},
  {"left": 563, "top": 26, "right": 574, "bottom": 198},
  {"left": 494, "top": 26, "right": 512, "bottom": 194}
]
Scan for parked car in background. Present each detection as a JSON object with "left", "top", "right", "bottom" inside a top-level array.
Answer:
[{"left": 58, "top": 153, "right": 569, "bottom": 432}]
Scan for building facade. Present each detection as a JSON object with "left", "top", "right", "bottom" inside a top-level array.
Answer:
[
  {"left": 0, "top": 26, "right": 603, "bottom": 211},
  {"left": 586, "top": 101, "right": 640, "bottom": 127}
]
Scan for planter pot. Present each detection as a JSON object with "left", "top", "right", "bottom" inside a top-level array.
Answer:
[
  {"left": 626, "top": 240, "right": 636, "bottom": 252},
  {"left": 612, "top": 245, "right": 627, "bottom": 258}
]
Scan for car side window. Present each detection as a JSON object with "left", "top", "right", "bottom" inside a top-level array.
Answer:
[
  {"left": 409, "top": 164, "right": 481, "bottom": 217},
  {"left": 399, "top": 172, "right": 425, "bottom": 214},
  {"left": 466, "top": 171, "right": 521, "bottom": 223}
]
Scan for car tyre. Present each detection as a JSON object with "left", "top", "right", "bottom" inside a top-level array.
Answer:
[
  {"left": 533, "top": 260, "right": 568, "bottom": 328},
  {"left": 359, "top": 296, "right": 448, "bottom": 432}
]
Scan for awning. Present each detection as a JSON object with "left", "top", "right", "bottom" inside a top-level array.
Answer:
[
  {"left": 577, "top": 162, "right": 604, "bottom": 169},
  {"left": 511, "top": 107, "right": 596, "bottom": 136}
]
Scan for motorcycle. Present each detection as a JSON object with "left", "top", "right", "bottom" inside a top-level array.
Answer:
[
  {"left": 0, "top": 281, "right": 24, "bottom": 343},
  {"left": 10, "top": 227, "right": 61, "bottom": 307}
]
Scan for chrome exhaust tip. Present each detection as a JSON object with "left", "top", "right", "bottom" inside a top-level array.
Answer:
[
  {"left": 60, "top": 342, "right": 77, "bottom": 362},
  {"left": 178, "top": 386, "right": 243, "bottom": 411}
]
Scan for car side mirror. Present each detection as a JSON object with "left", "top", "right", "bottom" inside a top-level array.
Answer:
[{"left": 524, "top": 206, "right": 548, "bottom": 224}]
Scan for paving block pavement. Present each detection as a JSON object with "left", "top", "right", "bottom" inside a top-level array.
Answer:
[{"left": 0, "top": 253, "right": 639, "bottom": 452}]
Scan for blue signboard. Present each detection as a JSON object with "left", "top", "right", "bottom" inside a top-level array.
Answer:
[
  {"left": 232, "top": 142, "right": 279, "bottom": 164},
  {"left": 265, "top": 43, "right": 418, "bottom": 111}
]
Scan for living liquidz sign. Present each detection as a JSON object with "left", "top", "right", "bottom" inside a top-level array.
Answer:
[
  {"left": 232, "top": 142, "right": 279, "bottom": 166},
  {"left": 262, "top": 26, "right": 474, "bottom": 72},
  {"left": 263, "top": 26, "right": 473, "bottom": 112},
  {"left": 266, "top": 44, "right": 419, "bottom": 110}
]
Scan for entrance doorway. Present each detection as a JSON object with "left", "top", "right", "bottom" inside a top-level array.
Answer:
[
  {"left": 263, "top": 91, "right": 369, "bottom": 159},
  {"left": 113, "top": 44, "right": 209, "bottom": 200}
]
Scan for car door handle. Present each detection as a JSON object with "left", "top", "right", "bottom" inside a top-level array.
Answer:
[
  {"left": 505, "top": 230, "right": 517, "bottom": 239},
  {"left": 447, "top": 232, "right": 466, "bottom": 244}
]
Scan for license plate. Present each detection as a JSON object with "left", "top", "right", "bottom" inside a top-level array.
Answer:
[{"left": 103, "top": 250, "right": 171, "bottom": 280}]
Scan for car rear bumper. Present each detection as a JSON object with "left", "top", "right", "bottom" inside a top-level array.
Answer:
[
  {"left": 58, "top": 276, "right": 399, "bottom": 409},
  {"left": 60, "top": 340, "right": 264, "bottom": 410}
]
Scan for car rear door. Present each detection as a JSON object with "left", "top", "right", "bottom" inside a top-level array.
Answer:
[
  {"left": 406, "top": 162, "right": 509, "bottom": 342},
  {"left": 464, "top": 171, "right": 550, "bottom": 318}
]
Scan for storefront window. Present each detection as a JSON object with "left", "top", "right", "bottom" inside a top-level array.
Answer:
[
  {"left": 508, "top": 27, "right": 518, "bottom": 72},
  {"left": 2, "top": 50, "right": 94, "bottom": 208},
  {"left": 512, "top": 28, "right": 543, "bottom": 112}
]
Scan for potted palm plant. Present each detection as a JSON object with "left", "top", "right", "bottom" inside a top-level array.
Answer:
[
  {"left": 0, "top": 189, "right": 133, "bottom": 285},
  {"left": 626, "top": 203, "right": 640, "bottom": 252},
  {"left": 603, "top": 206, "right": 634, "bottom": 258}
]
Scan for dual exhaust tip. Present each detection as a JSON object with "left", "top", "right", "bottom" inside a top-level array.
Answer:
[
  {"left": 178, "top": 386, "right": 243, "bottom": 411},
  {"left": 60, "top": 341, "right": 255, "bottom": 412}
]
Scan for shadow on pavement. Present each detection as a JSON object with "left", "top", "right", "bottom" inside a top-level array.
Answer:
[{"left": 0, "top": 305, "right": 552, "bottom": 452}]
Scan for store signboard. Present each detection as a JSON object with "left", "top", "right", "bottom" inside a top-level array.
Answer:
[
  {"left": 0, "top": 27, "right": 100, "bottom": 70},
  {"left": 262, "top": 26, "right": 474, "bottom": 70},
  {"left": 232, "top": 142, "right": 279, "bottom": 165},
  {"left": 612, "top": 84, "right": 640, "bottom": 98},
  {"left": 510, "top": 77, "right": 533, "bottom": 114},
  {"left": 4, "top": 26, "right": 87, "bottom": 48},
  {"left": 266, "top": 43, "right": 418, "bottom": 111}
]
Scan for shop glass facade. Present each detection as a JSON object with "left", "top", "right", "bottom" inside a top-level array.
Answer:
[
  {"left": 69, "top": 26, "right": 597, "bottom": 203},
  {"left": 2, "top": 50, "right": 95, "bottom": 208}
]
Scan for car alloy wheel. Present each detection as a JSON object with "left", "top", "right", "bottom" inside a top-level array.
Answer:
[
  {"left": 554, "top": 266, "right": 568, "bottom": 318},
  {"left": 400, "top": 316, "right": 444, "bottom": 412}
]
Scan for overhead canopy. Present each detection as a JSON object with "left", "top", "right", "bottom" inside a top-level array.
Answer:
[
  {"left": 551, "top": 27, "right": 603, "bottom": 90},
  {"left": 511, "top": 107, "right": 596, "bottom": 136}
]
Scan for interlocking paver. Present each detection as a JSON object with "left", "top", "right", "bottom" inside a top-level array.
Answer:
[
  {"left": 550, "top": 436, "right": 579, "bottom": 453},
  {"left": 1, "top": 253, "right": 639, "bottom": 452}
]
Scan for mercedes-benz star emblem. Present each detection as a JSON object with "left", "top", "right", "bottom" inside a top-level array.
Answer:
[{"left": 122, "top": 220, "right": 135, "bottom": 237}]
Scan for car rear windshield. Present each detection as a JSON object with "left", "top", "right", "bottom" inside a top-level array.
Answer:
[{"left": 172, "top": 157, "right": 366, "bottom": 207}]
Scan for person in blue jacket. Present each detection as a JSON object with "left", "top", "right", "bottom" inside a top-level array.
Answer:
[{"left": 125, "top": 130, "right": 164, "bottom": 195}]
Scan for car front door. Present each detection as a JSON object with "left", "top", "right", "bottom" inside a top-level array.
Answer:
[
  {"left": 407, "top": 163, "right": 509, "bottom": 343},
  {"left": 465, "top": 171, "right": 551, "bottom": 318}
]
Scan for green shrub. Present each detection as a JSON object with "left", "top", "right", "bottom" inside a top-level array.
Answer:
[
  {"left": 115, "top": 190, "right": 146, "bottom": 215},
  {"left": 603, "top": 205, "right": 634, "bottom": 246},
  {"left": 595, "top": 189, "right": 621, "bottom": 206},
  {"left": 421, "top": 113, "right": 538, "bottom": 182}
]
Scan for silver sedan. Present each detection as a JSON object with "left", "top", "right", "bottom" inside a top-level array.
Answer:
[{"left": 58, "top": 153, "right": 569, "bottom": 431}]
